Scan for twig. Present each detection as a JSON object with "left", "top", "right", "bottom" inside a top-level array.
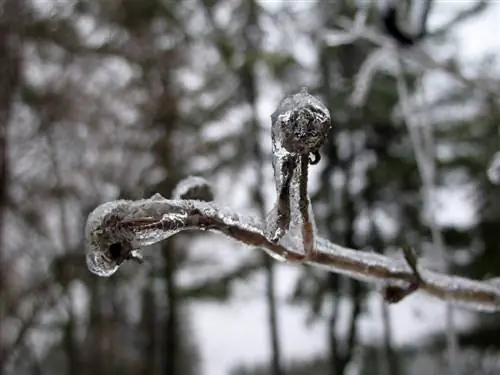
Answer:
[
  {"left": 298, "top": 155, "right": 315, "bottom": 259},
  {"left": 265, "top": 88, "right": 330, "bottom": 260},
  {"left": 84, "top": 90, "right": 500, "bottom": 313},
  {"left": 330, "top": 14, "right": 499, "bottom": 96},
  {"left": 85, "top": 195, "right": 500, "bottom": 311}
]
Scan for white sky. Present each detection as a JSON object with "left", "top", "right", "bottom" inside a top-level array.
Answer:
[{"left": 192, "top": 2, "right": 500, "bottom": 375}]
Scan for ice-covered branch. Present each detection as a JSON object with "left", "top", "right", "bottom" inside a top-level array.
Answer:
[
  {"left": 84, "top": 190, "right": 500, "bottom": 312},
  {"left": 84, "top": 90, "right": 500, "bottom": 313}
]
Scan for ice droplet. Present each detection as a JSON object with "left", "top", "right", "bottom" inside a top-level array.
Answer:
[
  {"left": 86, "top": 251, "right": 119, "bottom": 277},
  {"left": 487, "top": 151, "right": 500, "bottom": 184},
  {"left": 84, "top": 198, "right": 192, "bottom": 277}
]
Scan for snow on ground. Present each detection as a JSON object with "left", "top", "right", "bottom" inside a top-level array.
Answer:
[
  {"left": 191, "top": 262, "right": 475, "bottom": 375},
  {"left": 189, "top": 171, "right": 480, "bottom": 375}
]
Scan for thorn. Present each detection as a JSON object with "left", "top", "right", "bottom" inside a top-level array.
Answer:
[
  {"left": 383, "top": 245, "right": 424, "bottom": 304},
  {"left": 402, "top": 244, "right": 423, "bottom": 283}
]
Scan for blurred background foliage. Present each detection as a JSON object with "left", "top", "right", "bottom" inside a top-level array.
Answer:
[{"left": 1, "top": 0, "right": 500, "bottom": 374}]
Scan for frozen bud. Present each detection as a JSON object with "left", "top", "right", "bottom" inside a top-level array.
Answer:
[
  {"left": 487, "top": 151, "right": 500, "bottom": 184},
  {"left": 86, "top": 251, "right": 119, "bottom": 277},
  {"left": 271, "top": 87, "right": 331, "bottom": 155},
  {"left": 172, "top": 176, "right": 214, "bottom": 202},
  {"left": 85, "top": 197, "right": 194, "bottom": 277},
  {"left": 84, "top": 201, "right": 136, "bottom": 277}
]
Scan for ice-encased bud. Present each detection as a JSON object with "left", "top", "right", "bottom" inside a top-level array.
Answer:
[
  {"left": 265, "top": 89, "right": 329, "bottom": 246},
  {"left": 271, "top": 87, "right": 331, "bottom": 155},
  {"left": 172, "top": 176, "right": 214, "bottom": 202},
  {"left": 84, "top": 200, "right": 137, "bottom": 277}
]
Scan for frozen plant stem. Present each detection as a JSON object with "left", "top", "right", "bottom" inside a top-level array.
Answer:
[
  {"left": 265, "top": 88, "right": 330, "bottom": 259},
  {"left": 298, "top": 156, "right": 315, "bottom": 259},
  {"left": 85, "top": 193, "right": 500, "bottom": 312},
  {"left": 85, "top": 91, "right": 500, "bottom": 313}
]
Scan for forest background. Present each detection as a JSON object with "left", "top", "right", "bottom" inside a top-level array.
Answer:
[{"left": 1, "top": 1, "right": 500, "bottom": 374}]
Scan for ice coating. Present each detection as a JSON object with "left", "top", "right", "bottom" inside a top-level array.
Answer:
[
  {"left": 131, "top": 212, "right": 190, "bottom": 246},
  {"left": 266, "top": 88, "right": 330, "bottom": 252},
  {"left": 85, "top": 176, "right": 213, "bottom": 277},
  {"left": 172, "top": 176, "right": 214, "bottom": 202},
  {"left": 82, "top": 93, "right": 500, "bottom": 312},
  {"left": 84, "top": 197, "right": 193, "bottom": 277},
  {"left": 264, "top": 168, "right": 318, "bottom": 255},
  {"left": 85, "top": 200, "right": 131, "bottom": 277},
  {"left": 86, "top": 251, "right": 119, "bottom": 277},
  {"left": 419, "top": 270, "right": 500, "bottom": 312},
  {"left": 271, "top": 87, "right": 331, "bottom": 155},
  {"left": 84, "top": 194, "right": 500, "bottom": 310}
]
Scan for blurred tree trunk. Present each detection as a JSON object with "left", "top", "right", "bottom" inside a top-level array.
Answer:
[
  {"left": 0, "top": 0, "right": 22, "bottom": 285},
  {"left": 163, "top": 244, "right": 180, "bottom": 375},
  {"left": 380, "top": 301, "right": 397, "bottom": 375},
  {"left": 0, "top": 0, "right": 22, "bottom": 371},
  {"left": 370, "top": 221, "right": 398, "bottom": 375},
  {"left": 317, "top": 25, "right": 364, "bottom": 375},
  {"left": 85, "top": 279, "right": 107, "bottom": 375},
  {"left": 148, "top": 99, "right": 182, "bottom": 375},
  {"left": 141, "top": 283, "right": 158, "bottom": 375},
  {"left": 316, "top": 2, "right": 399, "bottom": 374},
  {"left": 241, "top": 1, "right": 284, "bottom": 374},
  {"left": 202, "top": 0, "right": 285, "bottom": 371},
  {"left": 44, "top": 118, "right": 83, "bottom": 375},
  {"left": 325, "top": 179, "right": 361, "bottom": 375},
  {"left": 146, "top": 51, "right": 194, "bottom": 375},
  {"left": 62, "top": 313, "right": 81, "bottom": 375}
]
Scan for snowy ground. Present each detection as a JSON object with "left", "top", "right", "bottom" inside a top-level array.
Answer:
[{"left": 192, "top": 265, "right": 475, "bottom": 375}]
